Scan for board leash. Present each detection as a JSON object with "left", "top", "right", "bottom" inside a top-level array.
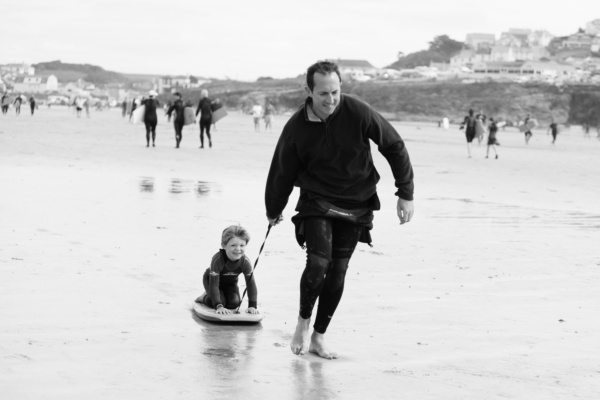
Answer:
[{"left": 236, "top": 223, "right": 272, "bottom": 313}]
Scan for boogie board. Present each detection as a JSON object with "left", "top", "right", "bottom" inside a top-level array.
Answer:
[
  {"left": 183, "top": 107, "right": 195, "bottom": 126},
  {"left": 475, "top": 119, "right": 486, "bottom": 138},
  {"left": 519, "top": 119, "right": 538, "bottom": 132},
  {"left": 193, "top": 301, "right": 264, "bottom": 324},
  {"left": 131, "top": 105, "right": 145, "bottom": 124},
  {"left": 211, "top": 107, "right": 228, "bottom": 124}
]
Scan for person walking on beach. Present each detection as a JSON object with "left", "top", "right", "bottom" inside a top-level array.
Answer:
[
  {"left": 195, "top": 89, "right": 213, "bottom": 148},
  {"left": 523, "top": 114, "right": 533, "bottom": 144},
  {"left": 73, "top": 97, "right": 84, "bottom": 118},
  {"left": 13, "top": 95, "right": 23, "bottom": 115},
  {"left": 265, "top": 60, "right": 414, "bottom": 360},
  {"left": 252, "top": 102, "right": 263, "bottom": 132},
  {"left": 548, "top": 120, "right": 559, "bottom": 144},
  {"left": 121, "top": 99, "right": 127, "bottom": 118},
  {"left": 142, "top": 90, "right": 160, "bottom": 147},
  {"left": 460, "top": 109, "right": 477, "bottom": 157},
  {"left": 485, "top": 118, "right": 499, "bottom": 159},
  {"left": 28, "top": 95, "right": 36, "bottom": 115},
  {"left": 1, "top": 93, "right": 9, "bottom": 115},
  {"left": 166, "top": 92, "right": 185, "bottom": 148},
  {"left": 264, "top": 100, "right": 275, "bottom": 132}
]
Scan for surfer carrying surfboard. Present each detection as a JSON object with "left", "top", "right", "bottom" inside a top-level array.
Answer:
[
  {"left": 141, "top": 90, "right": 160, "bottom": 147},
  {"left": 265, "top": 60, "right": 414, "bottom": 360},
  {"left": 196, "top": 225, "right": 259, "bottom": 315}
]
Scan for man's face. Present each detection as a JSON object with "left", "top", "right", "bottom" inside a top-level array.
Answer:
[{"left": 306, "top": 72, "right": 341, "bottom": 120}]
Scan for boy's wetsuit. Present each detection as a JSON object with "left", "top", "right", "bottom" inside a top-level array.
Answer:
[{"left": 202, "top": 250, "right": 258, "bottom": 310}]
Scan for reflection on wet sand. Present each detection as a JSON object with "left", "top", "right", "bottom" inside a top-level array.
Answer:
[
  {"left": 139, "top": 177, "right": 219, "bottom": 198},
  {"left": 292, "top": 358, "right": 336, "bottom": 400},
  {"left": 193, "top": 312, "right": 262, "bottom": 396}
]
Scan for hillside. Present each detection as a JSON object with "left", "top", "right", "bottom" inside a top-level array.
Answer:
[{"left": 33, "top": 60, "right": 129, "bottom": 85}]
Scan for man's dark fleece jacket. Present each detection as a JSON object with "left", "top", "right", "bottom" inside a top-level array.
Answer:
[{"left": 265, "top": 94, "right": 414, "bottom": 220}]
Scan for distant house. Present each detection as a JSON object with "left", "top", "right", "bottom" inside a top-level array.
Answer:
[
  {"left": 336, "top": 59, "right": 379, "bottom": 80},
  {"left": 563, "top": 32, "right": 593, "bottom": 50},
  {"left": 156, "top": 75, "right": 210, "bottom": 94},
  {"left": 585, "top": 19, "right": 600, "bottom": 35},
  {"left": 0, "top": 63, "right": 35, "bottom": 76},
  {"left": 471, "top": 60, "right": 575, "bottom": 78},
  {"left": 13, "top": 74, "right": 58, "bottom": 93},
  {"left": 465, "top": 33, "right": 496, "bottom": 51}
]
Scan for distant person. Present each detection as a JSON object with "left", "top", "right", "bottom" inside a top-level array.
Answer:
[
  {"left": 523, "top": 114, "right": 533, "bottom": 144},
  {"left": 195, "top": 225, "right": 260, "bottom": 315},
  {"left": 475, "top": 110, "right": 486, "bottom": 144},
  {"left": 129, "top": 98, "right": 138, "bottom": 122},
  {"left": 548, "top": 120, "right": 559, "bottom": 144},
  {"left": 84, "top": 99, "right": 90, "bottom": 118},
  {"left": 263, "top": 100, "right": 275, "bottom": 132},
  {"left": 73, "top": 97, "right": 84, "bottom": 118},
  {"left": 460, "top": 109, "right": 477, "bottom": 158},
  {"left": 252, "top": 102, "right": 263, "bottom": 132},
  {"left": 121, "top": 99, "right": 127, "bottom": 118},
  {"left": 1, "top": 93, "right": 9, "bottom": 114},
  {"left": 195, "top": 89, "right": 213, "bottom": 149},
  {"left": 142, "top": 90, "right": 160, "bottom": 147},
  {"left": 28, "top": 95, "right": 36, "bottom": 115},
  {"left": 485, "top": 118, "right": 499, "bottom": 159},
  {"left": 166, "top": 92, "right": 185, "bottom": 148},
  {"left": 583, "top": 123, "right": 591, "bottom": 138},
  {"left": 13, "top": 95, "right": 23, "bottom": 115}
]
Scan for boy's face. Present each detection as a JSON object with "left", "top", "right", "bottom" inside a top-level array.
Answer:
[{"left": 224, "top": 237, "right": 246, "bottom": 261}]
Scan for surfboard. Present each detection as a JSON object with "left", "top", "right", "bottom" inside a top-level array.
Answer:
[
  {"left": 193, "top": 301, "right": 264, "bottom": 324},
  {"left": 442, "top": 117, "right": 449, "bottom": 130},
  {"left": 131, "top": 105, "right": 145, "bottom": 124},
  {"left": 519, "top": 119, "right": 538, "bottom": 132},
  {"left": 496, "top": 121, "right": 506, "bottom": 128},
  {"left": 183, "top": 107, "right": 195, "bottom": 126},
  {"left": 211, "top": 107, "right": 228, "bottom": 124},
  {"left": 475, "top": 119, "right": 485, "bottom": 138}
]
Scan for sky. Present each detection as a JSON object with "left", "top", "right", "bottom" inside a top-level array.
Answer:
[{"left": 1, "top": 0, "right": 598, "bottom": 81}]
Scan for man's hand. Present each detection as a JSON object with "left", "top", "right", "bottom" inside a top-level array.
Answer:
[
  {"left": 268, "top": 215, "right": 284, "bottom": 226},
  {"left": 397, "top": 198, "right": 414, "bottom": 225}
]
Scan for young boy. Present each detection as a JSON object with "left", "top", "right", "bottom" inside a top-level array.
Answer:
[{"left": 196, "top": 225, "right": 259, "bottom": 315}]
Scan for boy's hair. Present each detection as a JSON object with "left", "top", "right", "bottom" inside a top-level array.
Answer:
[
  {"left": 221, "top": 225, "right": 251, "bottom": 247},
  {"left": 306, "top": 60, "right": 342, "bottom": 91}
]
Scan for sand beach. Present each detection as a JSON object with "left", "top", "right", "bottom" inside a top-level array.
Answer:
[{"left": 1, "top": 106, "right": 599, "bottom": 399}]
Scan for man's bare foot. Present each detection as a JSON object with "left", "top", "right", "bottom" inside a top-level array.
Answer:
[
  {"left": 290, "top": 316, "right": 311, "bottom": 355},
  {"left": 309, "top": 331, "right": 338, "bottom": 360}
]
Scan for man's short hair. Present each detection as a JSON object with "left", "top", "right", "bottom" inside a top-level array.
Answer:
[
  {"left": 306, "top": 60, "right": 342, "bottom": 91},
  {"left": 174, "top": 92, "right": 182, "bottom": 97}
]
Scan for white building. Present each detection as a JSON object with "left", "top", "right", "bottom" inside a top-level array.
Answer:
[
  {"left": 12, "top": 75, "right": 58, "bottom": 93},
  {"left": 0, "top": 63, "right": 35, "bottom": 76}
]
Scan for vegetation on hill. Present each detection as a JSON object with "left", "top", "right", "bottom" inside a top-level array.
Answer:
[
  {"left": 33, "top": 60, "right": 129, "bottom": 85},
  {"left": 386, "top": 35, "right": 464, "bottom": 69}
]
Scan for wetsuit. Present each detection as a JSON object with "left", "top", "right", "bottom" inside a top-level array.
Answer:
[
  {"left": 1, "top": 95, "right": 9, "bottom": 114},
  {"left": 195, "top": 97, "right": 213, "bottom": 148},
  {"left": 549, "top": 122, "right": 558, "bottom": 143},
  {"left": 202, "top": 250, "right": 258, "bottom": 310},
  {"left": 463, "top": 114, "right": 476, "bottom": 143},
  {"left": 142, "top": 98, "right": 159, "bottom": 146},
  {"left": 13, "top": 97, "right": 22, "bottom": 115},
  {"left": 265, "top": 94, "right": 414, "bottom": 334},
  {"left": 29, "top": 97, "right": 36, "bottom": 115},
  {"left": 167, "top": 99, "right": 185, "bottom": 148},
  {"left": 487, "top": 122, "right": 499, "bottom": 145}
]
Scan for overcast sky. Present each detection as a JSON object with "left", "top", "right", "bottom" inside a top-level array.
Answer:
[{"left": 1, "top": 0, "right": 597, "bottom": 81}]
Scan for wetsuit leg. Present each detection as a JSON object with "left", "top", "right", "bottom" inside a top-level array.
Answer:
[
  {"left": 151, "top": 121, "right": 157, "bottom": 145},
  {"left": 144, "top": 122, "right": 151, "bottom": 146},
  {"left": 199, "top": 122, "right": 204, "bottom": 147},
  {"left": 222, "top": 284, "right": 241, "bottom": 309},
  {"left": 313, "top": 219, "right": 362, "bottom": 334},
  {"left": 299, "top": 217, "right": 333, "bottom": 321},
  {"left": 202, "top": 119, "right": 212, "bottom": 147},
  {"left": 174, "top": 120, "right": 183, "bottom": 147}
]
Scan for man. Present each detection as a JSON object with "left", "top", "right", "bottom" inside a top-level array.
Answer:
[
  {"left": 264, "top": 60, "right": 414, "bottom": 360},
  {"left": 460, "top": 109, "right": 477, "bottom": 157},
  {"left": 252, "top": 102, "right": 263, "bottom": 132},
  {"left": 166, "top": 92, "right": 185, "bottom": 148},
  {"left": 195, "top": 89, "right": 213, "bottom": 148}
]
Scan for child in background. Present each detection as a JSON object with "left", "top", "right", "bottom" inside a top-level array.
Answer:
[
  {"left": 196, "top": 225, "right": 259, "bottom": 315},
  {"left": 486, "top": 118, "right": 499, "bottom": 159}
]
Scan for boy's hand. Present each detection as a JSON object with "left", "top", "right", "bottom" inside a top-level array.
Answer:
[
  {"left": 215, "top": 306, "right": 231, "bottom": 315},
  {"left": 246, "top": 307, "right": 259, "bottom": 314}
]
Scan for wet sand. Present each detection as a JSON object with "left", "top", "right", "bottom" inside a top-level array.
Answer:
[{"left": 1, "top": 107, "right": 599, "bottom": 399}]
